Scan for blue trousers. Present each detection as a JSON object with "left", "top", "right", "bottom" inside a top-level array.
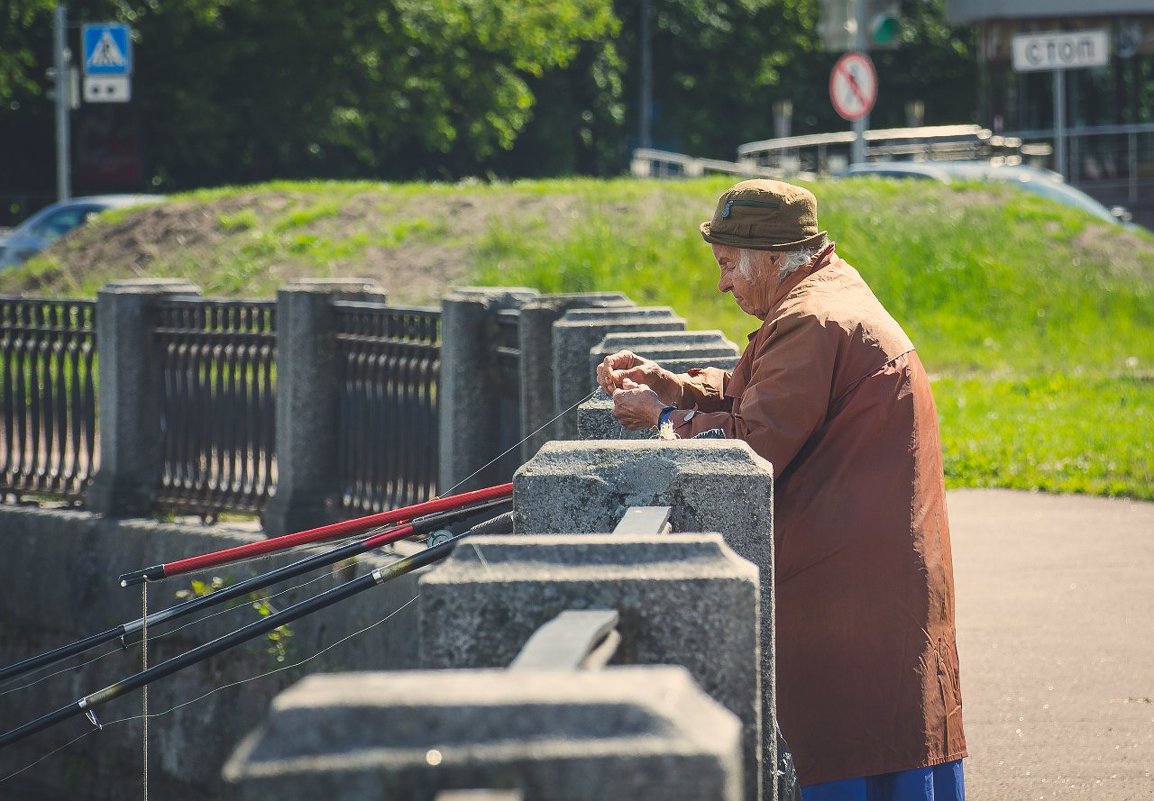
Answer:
[{"left": 801, "top": 760, "right": 965, "bottom": 801}]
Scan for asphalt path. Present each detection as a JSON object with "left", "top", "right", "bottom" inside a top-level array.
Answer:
[{"left": 948, "top": 489, "right": 1154, "bottom": 801}]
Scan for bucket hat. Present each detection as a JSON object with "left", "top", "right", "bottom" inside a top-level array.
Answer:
[{"left": 700, "top": 179, "right": 827, "bottom": 251}]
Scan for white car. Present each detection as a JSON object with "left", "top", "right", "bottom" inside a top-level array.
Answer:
[
  {"left": 842, "top": 161, "right": 1136, "bottom": 229},
  {"left": 0, "top": 194, "right": 162, "bottom": 270}
]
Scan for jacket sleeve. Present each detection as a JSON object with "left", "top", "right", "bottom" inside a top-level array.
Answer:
[
  {"left": 676, "top": 367, "right": 731, "bottom": 412},
  {"left": 671, "top": 313, "right": 836, "bottom": 475}
]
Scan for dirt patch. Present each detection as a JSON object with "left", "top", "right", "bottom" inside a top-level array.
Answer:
[{"left": 1, "top": 189, "right": 595, "bottom": 302}]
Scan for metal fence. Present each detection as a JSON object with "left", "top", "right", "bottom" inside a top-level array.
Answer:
[
  {"left": 334, "top": 302, "right": 441, "bottom": 513},
  {"left": 153, "top": 298, "right": 278, "bottom": 518},
  {"left": 494, "top": 308, "right": 524, "bottom": 474},
  {"left": 0, "top": 297, "right": 98, "bottom": 503}
]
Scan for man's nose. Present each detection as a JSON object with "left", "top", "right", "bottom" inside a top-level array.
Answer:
[{"left": 718, "top": 273, "right": 732, "bottom": 293}]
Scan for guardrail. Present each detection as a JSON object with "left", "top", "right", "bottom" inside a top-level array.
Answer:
[
  {"left": 0, "top": 297, "right": 98, "bottom": 503},
  {"left": 630, "top": 148, "right": 786, "bottom": 179},
  {"left": 736, "top": 124, "right": 1026, "bottom": 175},
  {"left": 334, "top": 301, "right": 441, "bottom": 513},
  {"left": 153, "top": 298, "right": 278, "bottom": 517}
]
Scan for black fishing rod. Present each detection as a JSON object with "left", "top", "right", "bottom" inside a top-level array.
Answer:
[
  {"left": 0, "top": 497, "right": 509, "bottom": 683},
  {"left": 0, "top": 525, "right": 481, "bottom": 749}
]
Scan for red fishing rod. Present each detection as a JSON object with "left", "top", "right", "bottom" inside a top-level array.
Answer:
[
  {"left": 0, "top": 523, "right": 490, "bottom": 749},
  {"left": 0, "top": 496, "right": 510, "bottom": 683},
  {"left": 118, "top": 483, "right": 513, "bottom": 586}
]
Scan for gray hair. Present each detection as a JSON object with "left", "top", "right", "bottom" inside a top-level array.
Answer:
[{"left": 737, "top": 239, "right": 826, "bottom": 282}]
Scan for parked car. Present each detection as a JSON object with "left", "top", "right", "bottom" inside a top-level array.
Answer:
[
  {"left": 841, "top": 161, "right": 1136, "bottom": 229},
  {"left": 0, "top": 194, "right": 163, "bottom": 271}
]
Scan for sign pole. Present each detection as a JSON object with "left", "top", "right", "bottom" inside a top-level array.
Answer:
[
  {"left": 851, "top": 0, "right": 866, "bottom": 164},
  {"left": 1010, "top": 29, "right": 1109, "bottom": 181},
  {"left": 1053, "top": 68, "right": 1066, "bottom": 179},
  {"left": 53, "top": 3, "right": 71, "bottom": 201}
]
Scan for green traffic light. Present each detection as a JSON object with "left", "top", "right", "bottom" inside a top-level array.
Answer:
[{"left": 871, "top": 12, "right": 899, "bottom": 46}]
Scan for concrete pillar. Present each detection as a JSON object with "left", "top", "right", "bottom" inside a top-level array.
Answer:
[
  {"left": 261, "top": 279, "right": 387, "bottom": 535},
  {"left": 438, "top": 287, "right": 539, "bottom": 494},
  {"left": 86, "top": 279, "right": 200, "bottom": 517},
  {"left": 578, "top": 330, "right": 740, "bottom": 440},
  {"left": 420, "top": 532, "right": 760, "bottom": 801},
  {"left": 224, "top": 667, "right": 742, "bottom": 801},
  {"left": 552, "top": 308, "right": 686, "bottom": 438},
  {"left": 510, "top": 440, "right": 777, "bottom": 801},
  {"left": 589, "top": 330, "right": 740, "bottom": 378},
  {"left": 518, "top": 293, "right": 633, "bottom": 460}
]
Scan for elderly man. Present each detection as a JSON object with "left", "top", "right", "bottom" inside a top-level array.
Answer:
[{"left": 598, "top": 180, "right": 967, "bottom": 800}]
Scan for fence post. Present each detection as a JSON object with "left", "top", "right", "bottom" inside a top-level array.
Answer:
[
  {"left": 262, "top": 280, "right": 387, "bottom": 536},
  {"left": 438, "top": 287, "right": 539, "bottom": 493},
  {"left": 517, "top": 293, "right": 633, "bottom": 460},
  {"left": 551, "top": 307, "right": 686, "bottom": 439},
  {"left": 507, "top": 440, "right": 777, "bottom": 801},
  {"left": 86, "top": 279, "right": 200, "bottom": 518}
]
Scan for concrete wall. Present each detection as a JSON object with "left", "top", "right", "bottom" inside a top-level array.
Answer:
[{"left": 0, "top": 506, "right": 422, "bottom": 801}]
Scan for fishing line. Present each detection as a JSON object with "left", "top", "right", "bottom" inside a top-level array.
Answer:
[
  {"left": 0, "top": 593, "right": 420, "bottom": 785},
  {"left": 121, "top": 593, "right": 421, "bottom": 724},
  {"left": 0, "top": 542, "right": 410, "bottom": 701},
  {"left": 141, "top": 583, "right": 149, "bottom": 801},
  {"left": 440, "top": 388, "right": 597, "bottom": 497}
]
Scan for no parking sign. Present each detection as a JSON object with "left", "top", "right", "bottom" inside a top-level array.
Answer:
[{"left": 829, "top": 52, "right": 877, "bottom": 121}]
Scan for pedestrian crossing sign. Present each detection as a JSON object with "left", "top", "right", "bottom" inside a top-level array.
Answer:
[{"left": 82, "top": 23, "right": 132, "bottom": 76}]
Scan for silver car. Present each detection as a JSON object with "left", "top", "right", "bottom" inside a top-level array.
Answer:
[
  {"left": 0, "top": 194, "right": 162, "bottom": 270},
  {"left": 842, "top": 161, "right": 1136, "bottom": 229}
]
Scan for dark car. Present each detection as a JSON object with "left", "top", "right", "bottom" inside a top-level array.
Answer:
[{"left": 0, "top": 194, "right": 162, "bottom": 270}]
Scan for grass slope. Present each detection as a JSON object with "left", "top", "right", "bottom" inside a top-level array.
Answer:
[{"left": 2, "top": 177, "right": 1151, "bottom": 499}]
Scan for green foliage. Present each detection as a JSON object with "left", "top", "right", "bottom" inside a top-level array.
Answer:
[
  {"left": 936, "top": 375, "right": 1154, "bottom": 500},
  {"left": 175, "top": 576, "right": 295, "bottom": 664},
  {"left": 0, "top": 0, "right": 983, "bottom": 191}
]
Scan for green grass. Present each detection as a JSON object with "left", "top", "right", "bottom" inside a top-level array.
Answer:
[
  {"left": 3, "top": 175, "right": 1152, "bottom": 500},
  {"left": 472, "top": 176, "right": 1154, "bottom": 500}
]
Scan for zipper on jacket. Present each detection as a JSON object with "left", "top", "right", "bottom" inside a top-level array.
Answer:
[{"left": 722, "top": 198, "right": 781, "bottom": 218}]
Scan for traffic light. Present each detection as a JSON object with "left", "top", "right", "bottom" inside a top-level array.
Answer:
[
  {"left": 818, "top": 0, "right": 901, "bottom": 52},
  {"left": 45, "top": 63, "right": 80, "bottom": 109},
  {"left": 867, "top": 0, "right": 900, "bottom": 49}
]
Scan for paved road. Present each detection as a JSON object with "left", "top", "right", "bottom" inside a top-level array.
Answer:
[{"left": 948, "top": 490, "right": 1154, "bottom": 801}]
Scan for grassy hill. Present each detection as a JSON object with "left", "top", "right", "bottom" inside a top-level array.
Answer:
[{"left": 2, "top": 176, "right": 1151, "bottom": 499}]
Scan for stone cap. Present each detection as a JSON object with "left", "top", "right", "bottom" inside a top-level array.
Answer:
[
  {"left": 420, "top": 532, "right": 757, "bottom": 584},
  {"left": 224, "top": 666, "right": 742, "bottom": 800}
]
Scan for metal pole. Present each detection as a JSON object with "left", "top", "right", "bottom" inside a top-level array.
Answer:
[
  {"left": 1129, "top": 130, "right": 1137, "bottom": 204},
  {"left": 1054, "top": 68, "right": 1066, "bottom": 179},
  {"left": 639, "top": 0, "right": 653, "bottom": 149},
  {"left": 53, "top": 3, "right": 71, "bottom": 200},
  {"left": 851, "top": 0, "right": 867, "bottom": 165}
]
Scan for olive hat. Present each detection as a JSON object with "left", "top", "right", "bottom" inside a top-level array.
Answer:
[{"left": 700, "top": 179, "right": 827, "bottom": 251}]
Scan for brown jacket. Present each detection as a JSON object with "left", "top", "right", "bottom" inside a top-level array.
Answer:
[{"left": 669, "top": 249, "right": 967, "bottom": 785}]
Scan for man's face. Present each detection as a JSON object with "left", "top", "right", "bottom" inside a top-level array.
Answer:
[{"left": 713, "top": 243, "right": 777, "bottom": 319}]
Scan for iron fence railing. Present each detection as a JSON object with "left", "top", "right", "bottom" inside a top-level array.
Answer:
[
  {"left": 334, "top": 302, "right": 440, "bottom": 513},
  {"left": 153, "top": 298, "right": 277, "bottom": 518},
  {"left": 0, "top": 297, "right": 98, "bottom": 502},
  {"left": 494, "top": 308, "right": 523, "bottom": 475}
]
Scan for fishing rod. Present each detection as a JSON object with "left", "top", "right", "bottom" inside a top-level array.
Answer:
[
  {"left": 0, "top": 496, "right": 510, "bottom": 683},
  {"left": 119, "top": 482, "right": 513, "bottom": 586},
  {"left": 0, "top": 525, "right": 477, "bottom": 750}
]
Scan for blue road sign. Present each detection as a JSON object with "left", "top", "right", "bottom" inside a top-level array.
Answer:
[{"left": 82, "top": 23, "right": 132, "bottom": 76}]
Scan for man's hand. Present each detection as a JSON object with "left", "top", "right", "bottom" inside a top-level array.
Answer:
[
  {"left": 596, "top": 350, "right": 682, "bottom": 405},
  {"left": 611, "top": 378, "right": 667, "bottom": 431}
]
